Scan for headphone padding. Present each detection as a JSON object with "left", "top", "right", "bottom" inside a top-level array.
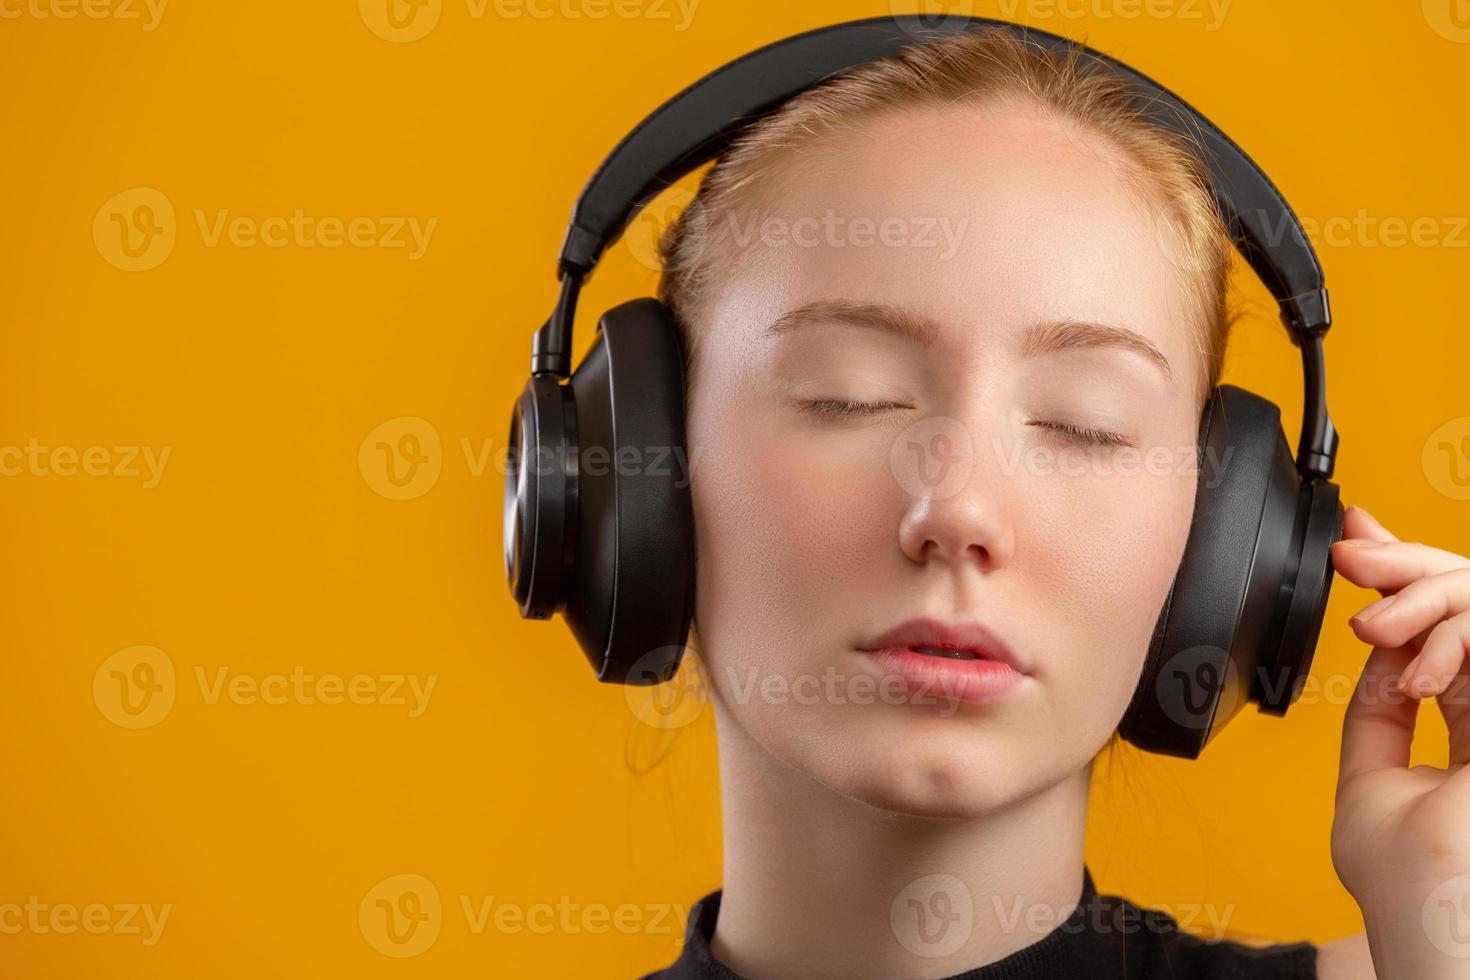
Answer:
[
  {"left": 562, "top": 298, "right": 697, "bottom": 685},
  {"left": 1119, "top": 385, "right": 1301, "bottom": 758}
]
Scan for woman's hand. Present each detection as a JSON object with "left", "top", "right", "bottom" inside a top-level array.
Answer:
[{"left": 1330, "top": 504, "right": 1470, "bottom": 977}]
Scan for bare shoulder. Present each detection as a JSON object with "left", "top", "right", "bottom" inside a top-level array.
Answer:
[{"left": 1315, "top": 932, "right": 1374, "bottom": 979}]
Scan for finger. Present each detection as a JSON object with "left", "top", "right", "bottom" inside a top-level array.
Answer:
[
  {"left": 1402, "top": 608, "right": 1470, "bottom": 700},
  {"left": 1338, "top": 642, "right": 1422, "bottom": 790},
  {"left": 1350, "top": 567, "right": 1470, "bottom": 652},
  {"left": 1431, "top": 629, "right": 1470, "bottom": 768},
  {"left": 1343, "top": 504, "right": 1399, "bottom": 544},
  {"left": 1331, "top": 539, "right": 1470, "bottom": 595}
]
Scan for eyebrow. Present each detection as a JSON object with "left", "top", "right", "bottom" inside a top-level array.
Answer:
[
  {"left": 764, "top": 300, "right": 1173, "bottom": 383},
  {"left": 764, "top": 299, "right": 940, "bottom": 348},
  {"left": 1019, "top": 318, "right": 1174, "bottom": 384}
]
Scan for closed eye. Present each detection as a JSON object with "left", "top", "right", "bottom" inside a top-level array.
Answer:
[
  {"left": 796, "top": 398, "right": 908, "bottom": 420},
  {"left": 795, "top": 400, "right": 1131, "bottom": 448},
  {"left": 1028, "top": 419, "right": 1132, "bottom": 448}
]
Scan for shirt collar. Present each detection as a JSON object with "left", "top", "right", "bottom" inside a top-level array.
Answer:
[{"left": 668, "top": 866, "right": 1103, "bottom": 980}]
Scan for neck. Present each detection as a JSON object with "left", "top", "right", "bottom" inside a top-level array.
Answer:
[{"left": 708, "top": 706, "right": 1092, "bottom": 980}]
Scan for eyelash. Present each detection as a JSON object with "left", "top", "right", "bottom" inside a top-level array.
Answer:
[
  {"left": 797, "top": 399, "right": 1130, "bottom": 448},
  {"left": 796, "top": 398, "right": 904, "bottom": 420},
  {"left": 1029, "top": 419, "right": 1132, "bottom": 448}
]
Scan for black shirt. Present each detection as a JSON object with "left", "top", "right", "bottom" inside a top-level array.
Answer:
[{"left": 640, "top": 866, "right": 1317, "bottom": 979}]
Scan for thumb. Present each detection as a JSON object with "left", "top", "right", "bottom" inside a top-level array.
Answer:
[{"left": 1338, "top": 641, "right": 1420, "bottom": 792}]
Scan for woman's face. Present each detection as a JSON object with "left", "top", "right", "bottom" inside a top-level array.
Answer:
[{"left": 683, "top": 99, "right": 1205, "bottom": 819}]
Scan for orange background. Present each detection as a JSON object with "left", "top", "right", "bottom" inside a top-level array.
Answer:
[{"left": 1, "top": 0, "right": 1468, "bottom": 976}]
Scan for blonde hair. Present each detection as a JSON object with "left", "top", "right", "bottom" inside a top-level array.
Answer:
[{"left": 657, "top": 26, "right": 1240, "bottom": 410}]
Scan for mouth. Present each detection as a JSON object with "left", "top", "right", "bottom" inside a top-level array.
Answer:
[
  {"left": 908, "top": 644, "right": 984, "bottom": 660},
  {"left": 859, "top": 617, "right": 1027, "bottom": 674},
  {"left": 858, "top": 617, "right": 1028, "bottom": 707}
]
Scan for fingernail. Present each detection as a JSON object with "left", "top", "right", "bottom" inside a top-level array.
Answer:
[
  {"left": 1351, "top": 594, "right": 1398, "bottom": 626},
  {"left": 1339, "top": 539, "right": 1388, "bottom": 549}
]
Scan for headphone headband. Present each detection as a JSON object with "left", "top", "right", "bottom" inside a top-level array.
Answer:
[{"left": 533, "top": 15, "right": 1338, "bottom": 478}]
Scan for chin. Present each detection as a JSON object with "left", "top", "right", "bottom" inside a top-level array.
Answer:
[{"left": 816, "top": 721, "right": 1038, "bottom": 821}]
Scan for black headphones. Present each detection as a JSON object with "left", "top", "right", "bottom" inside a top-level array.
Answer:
[{"left": 503, "top": 15, "right": 1344, "bottom": 760}]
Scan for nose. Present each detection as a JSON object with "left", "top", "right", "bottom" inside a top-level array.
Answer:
[
  {"left": 898, "top": 491, "right": 1016, "bottom": 570},
  {"left": 894, "top": 419, "right": 1016, "bottom": 571}
]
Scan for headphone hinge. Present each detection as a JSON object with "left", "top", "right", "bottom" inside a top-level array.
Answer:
[
  {"left": 530, "top": 275, "right": 582, "bottom": 379},
  {"left": 1281, "top": 287, "right": 1331, "bottom": 348}
]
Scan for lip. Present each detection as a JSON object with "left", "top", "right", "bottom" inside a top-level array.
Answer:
[
  {"left": 858, "top": 617, "right": 1029, "bottom": 706},
  {"left": 862, "top": 617, "right": 1028, "bottom": 673}
]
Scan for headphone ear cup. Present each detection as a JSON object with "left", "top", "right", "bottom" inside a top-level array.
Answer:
[
  {"left": 504, "top": 372, "right": 577, "bottom": 621},
  {"left": 1119, "top": 384, "right": 1338, "bottom": 759},
  {"left": 558, "top": 297, "right": 696, "bottom": 685},
  {"left": 1262, "top": 473, "right": 1344, "bottom": 715}
]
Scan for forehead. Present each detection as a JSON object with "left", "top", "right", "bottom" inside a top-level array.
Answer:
[{"left": 710, "top": 99, "right": 1202, "bottom": 379}]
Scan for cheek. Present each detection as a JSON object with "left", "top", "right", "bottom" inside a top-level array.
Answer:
[
  {"left": 1023, "top": 459, "right": 1197, "bottom": 698},
  {"left": 696, "top": 419, "right": 897, "bottom": 614},
  {"left": 754, "top": 428, "right": 898, "bottom": 555},
  {"left": 688, "top": 393, "right": 908, "bottom": 691}
]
